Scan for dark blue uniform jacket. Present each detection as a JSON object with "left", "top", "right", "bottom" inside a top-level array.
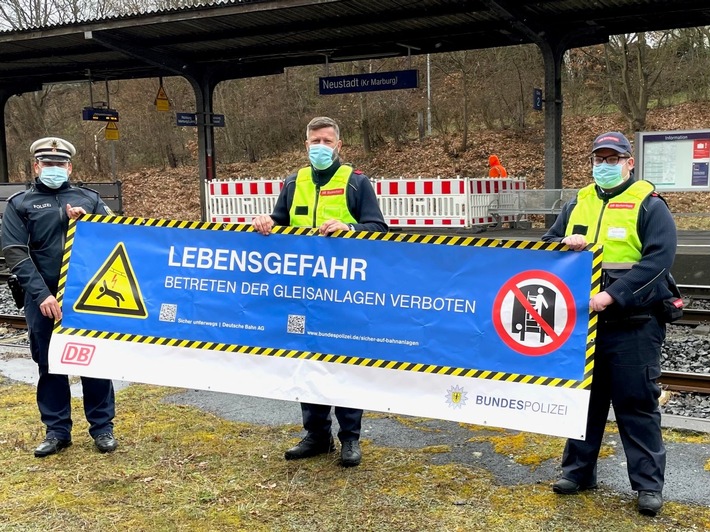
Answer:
[
  {"left": 270, "top": 161, "right": 388, "bottom": 233},
  {"left": 541, "top": 176, "right": 677, "bottom": 318},
  {"left": 1, "top": 181, "right": 113, "bottom": 305}
]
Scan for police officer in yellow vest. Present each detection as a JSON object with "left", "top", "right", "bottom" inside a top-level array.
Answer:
[
  {"left": 542, "top": 132, "right": 677, "bottom": 517},
  {"left": 253, "top": 116, "right": 387, "bottom": 467}
]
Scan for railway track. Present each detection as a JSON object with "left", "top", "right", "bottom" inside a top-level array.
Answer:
[
  {"left": 0, "top": 313, "right": 707, "bottom": 394},
  {"left": 679, "top": 284, "right": 710, "bottom": 303},
  {"left": 0, "top": 313, "right": 26, "bottom": 328},
  {"left": 659, "top": 371, "right": 710, "bottom": 394}
]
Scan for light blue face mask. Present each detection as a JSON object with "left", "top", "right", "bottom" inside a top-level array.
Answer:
[
  {"left": 308, "top": 144, "right": 336, "bottom": 170},
  {"left": 592, "top": 162, "right": 624, "bottom": 189},
  {"left": 39, "top": 165, "right": 69, "bottom": 189}
]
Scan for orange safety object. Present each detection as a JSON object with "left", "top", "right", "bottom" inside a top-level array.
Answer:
[{"left": 488, "top": 154, "right": 508, "bottom": 178}]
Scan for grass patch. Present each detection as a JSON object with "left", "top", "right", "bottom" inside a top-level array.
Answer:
[{"left": 0, "top": 382, "right": 708, "bottom": 531}]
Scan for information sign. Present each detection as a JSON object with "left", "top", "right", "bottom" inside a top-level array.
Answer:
[
  {"left": 176, "top": 112, "right": 197, "bottom": 126},
  {"left": 635, "top": 129, "right": 710, "bottom": 191},
  {"left": 175, "top": 112, "right": 225, "bottom": 127}
]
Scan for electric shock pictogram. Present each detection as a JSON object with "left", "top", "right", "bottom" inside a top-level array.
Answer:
[{"left": 73, "top": 242, "right": 148, "bottom": 318}]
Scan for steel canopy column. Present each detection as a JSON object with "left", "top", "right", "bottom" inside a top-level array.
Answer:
[
  {"left": 0, "top": 89, "right": 11, "bottom": 183},
  {"left": 187, "top": 74, "right": 218, "bottom": 222},
  {"left": 539, "top": 41, "right": 564, "bottom": 193},
  {"left": 86, "top": 30, "right": 221, "bottom": 221}
]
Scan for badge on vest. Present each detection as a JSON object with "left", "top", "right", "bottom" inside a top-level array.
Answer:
[
  {"left": 320, "top": 188, "right": 344, "bottom": 196},
  {"left": 607, "top": 227, "right": 627, "bottom": 239},
  {"left": 607, "top": 202, "right": 635, "bottom": 209}
]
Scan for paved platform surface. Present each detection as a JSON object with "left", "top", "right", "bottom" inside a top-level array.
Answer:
[
  {"left": 2, "top": 337, "right": 709, "bottom": 509},
  {"left": 2, "top": 227, "right": 708, "bottom": 510},
  {"left": 2, "top": 354, "right": 708, "bottom": 507},
  {"left": 163, "top": 389, "right": 710, "bottom": 507}
]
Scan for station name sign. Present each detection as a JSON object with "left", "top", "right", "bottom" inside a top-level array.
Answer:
[{"left": 319, "top": 69, "right": 419, "bottom": 95}]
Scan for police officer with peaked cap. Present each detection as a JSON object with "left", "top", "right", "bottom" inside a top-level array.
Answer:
[{"left": 1, "top": 136, "right": 119, "bottom": 457}]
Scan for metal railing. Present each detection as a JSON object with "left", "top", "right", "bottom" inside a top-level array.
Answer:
[{"left": 488, "top": 188, "right": 578, "bottom": 223}]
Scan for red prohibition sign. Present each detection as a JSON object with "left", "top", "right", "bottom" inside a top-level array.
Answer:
[{"left": 492, "top": 269, "right": 577, "bottom": 356}]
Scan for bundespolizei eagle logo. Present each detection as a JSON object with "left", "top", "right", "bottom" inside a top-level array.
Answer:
[{"left": 445, "top": 385, "right": 468, "bottom": 409}]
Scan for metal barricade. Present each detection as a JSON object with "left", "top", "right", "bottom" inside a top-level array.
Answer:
[
  {"left": 206, "top": 179, "right": 282, "bottom": 223},
  {"left": 205, "top": 176, "right": 537, "bottom": 229},
  {"left": 375, "top": 178, "right": 472, "bottom": 227},
  {"left": 488, "top": 187, "right": 578, "bottom": 226}
]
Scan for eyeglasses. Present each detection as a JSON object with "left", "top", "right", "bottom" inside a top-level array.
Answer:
[{"left": 590, "top": 155, "right": 629, "bottom": 166}]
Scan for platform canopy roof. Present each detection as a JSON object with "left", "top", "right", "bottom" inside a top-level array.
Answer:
[{"left": 2, "top": 0, "right": 710, "bottom": 94}]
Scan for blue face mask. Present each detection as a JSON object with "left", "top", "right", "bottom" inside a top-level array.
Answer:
[
  {"left": 592, "top": 162, "right": 624, "bottom": 189},
  {"left": 308, "top": 144, "right": 336, "bottom": 170},
  {"left": 39, "top": 165, "right": 69, "bottom": 189}
]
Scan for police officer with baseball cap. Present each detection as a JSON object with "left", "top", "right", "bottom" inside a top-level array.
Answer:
[
  {"left": 542, "top": 131, "right": 677, "bottom": 517},
  {"left": 1, "top": 136, "right": 119, "bottom": 457}
]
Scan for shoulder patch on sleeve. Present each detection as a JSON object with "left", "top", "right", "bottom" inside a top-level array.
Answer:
[
  {"left": 6, "top": 190, "right": 26, "bottom": 202},
  {"left": 78, "top": 185, "right": 101, "bottom": 196},
  {"left": 353, "top": 169, "right": 363, "bottom": 174}
]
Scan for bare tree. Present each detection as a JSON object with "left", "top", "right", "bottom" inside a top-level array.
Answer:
[
  {"left": 604, "top": 32, "right": 673, "bottom": 131},
  {"left": 434, "top": 51, "right": 479, "bottom": 153},
  {"left": 0, "top": 0, "right": 60, "bottom": 29},
  {"left": 0, "top": 0, "right": 132, "bottom": 28}
]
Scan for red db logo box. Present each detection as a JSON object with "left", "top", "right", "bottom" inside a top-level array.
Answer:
[{"left": 61, "top": 343, "right": 96, "bottom": 366}]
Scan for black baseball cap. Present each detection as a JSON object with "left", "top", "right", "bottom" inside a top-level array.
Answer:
[{"left": 591, "top": 132, "right": 632, "bottom": 154}]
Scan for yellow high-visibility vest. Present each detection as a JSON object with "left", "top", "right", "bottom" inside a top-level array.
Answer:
[
  {"left": 289, "top": 165, "right": 357, "bottom": 227},
  {"left": 566, "top": 180, "right": 654, "bottom": 268}
]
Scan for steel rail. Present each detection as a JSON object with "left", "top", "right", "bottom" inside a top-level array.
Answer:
[
  {"left": 0, "top": 314, "right": 707, "bottom": 393},
  {"left": 659, "top": 371, "right": 710, "bottom": 394},
  {"left": 675, "top": 308, "right": 710, "bottom": 326},
  {"left": 0, "top": 314, "right": 26, "bottom": 329},
  {"left": 678, "top": 284, "right": 710, "bottom": 301}
]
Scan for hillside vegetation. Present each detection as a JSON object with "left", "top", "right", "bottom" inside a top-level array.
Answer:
[{"left": 120, "top": 102, "right": 710, "bottom": 225}]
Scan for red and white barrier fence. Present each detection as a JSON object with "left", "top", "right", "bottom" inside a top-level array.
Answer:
[{"left": 206, "top": 177, "right": 525, "bottom": 228}]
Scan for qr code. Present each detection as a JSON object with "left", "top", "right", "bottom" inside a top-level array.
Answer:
[
  {"left": 159, "top": 303, "right": 177, "bottom": 322},
  {"left": 287, "top": 314, "right": 305, "bottom": 334}
]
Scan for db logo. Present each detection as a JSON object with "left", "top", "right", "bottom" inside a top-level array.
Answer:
[{"left": 61, "top": 343, "right": 96, "bottom": 366}]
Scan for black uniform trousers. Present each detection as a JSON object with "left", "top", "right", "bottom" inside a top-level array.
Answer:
[
  {"left": 560, "top": 314, "right": 666, "bottom": 493},
  {"left": 26, "top": 298, "right": 115, "bottom": 441},
  {"left": 300, "top": 402, "right": 362, "bottom": 442}
]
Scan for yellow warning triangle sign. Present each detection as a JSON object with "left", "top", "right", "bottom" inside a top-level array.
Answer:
[
  {"left": 155, "top": 86, "right": 171, "bottom": 112},
  {"left": 73, "top": 242, "right": 148, "bottom": 318},
  {"left": 105, "top": 122, "right": 119, "bottom": 141}
]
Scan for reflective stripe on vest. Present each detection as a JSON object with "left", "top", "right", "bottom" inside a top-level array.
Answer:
[
  {"left": 566, "top": 180, "right": 654, "bottom": 266},
  {"left": 289, "top": 165, "right": 358, "bottom": 227}
]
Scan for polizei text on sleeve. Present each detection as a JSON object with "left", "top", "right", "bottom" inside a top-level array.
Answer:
[{"left": 167, "top": 246, "right": 368, "bottom": 280}]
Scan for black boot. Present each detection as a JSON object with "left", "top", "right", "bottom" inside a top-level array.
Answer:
[
  {"left": 284, "top": 434, "right": 335, "bottom": 460},
  {"left": 34, "top": 437, "right": 72, "bottom": 458},
  {"left": 340, "top": 440, "right": 362, "bottom": 467}
]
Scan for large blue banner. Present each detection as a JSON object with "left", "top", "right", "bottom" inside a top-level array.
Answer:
[{"left": 60, "top": 220, "right": 593, "bottom": 382}]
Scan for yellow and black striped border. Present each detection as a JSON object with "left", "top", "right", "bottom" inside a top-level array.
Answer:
[{"left": 56, "top": 215, "right": 602, "bottom": 390}]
